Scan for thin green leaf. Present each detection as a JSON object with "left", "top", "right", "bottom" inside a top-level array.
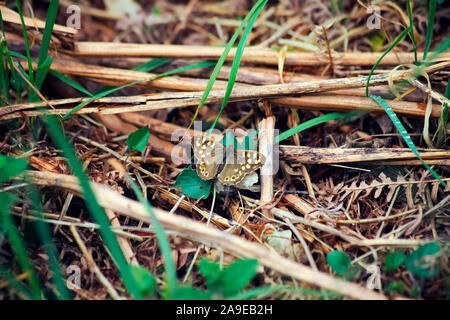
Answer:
[
  {"left": 422, "top": 0, "right": 436, "bottom": 61},
  {"left": 43, "top": 114, "right": 143, "bottom": 299},
  {"left": 421, "top": 36, "right": 450, "bottom": 68},
  {"left": 26, "top": 183, "right": 70, "bottom": 299},
  {"left": 330, "top": 0, "right": 338, "bottom": 14},
  {"left": 0, "top": 13, "right": 22, "bottom": 102},
  {"left": 94, "top": 58, "right": 172, "bottom": 94},
  {"left": 437, "top": 78, "right": 449, "bottom": 147},
  {"left": 49, "top": 69, "right": 93, "bottom": 97},
  {"left": 229, "top": 285, "right": 338, "bottom": 300},
  {"left": 133, "top": 58, "right": 171, "bottom": 73},
  {"left": 208, "top": 0, "right": 268, "bottom": 133},
  {"left": 366, "top": 27, "right": 410, "bottom": 97},
  {"left": 33, "top": 56, "right": 53, "bottom": 91},
  {"left": 406, "top": 0, "right": 417, "bottom": 64},
  {"left": 0, "top": 193, "right": 43, "bottom": 299},
  {"left": 0, "top": 40, "right": 10, "bottom": 103},
  {"left": 369, "top": 95, "right": 446, "bottom": 188},
  {"left": 62, "top": 60, "right": 215, "bottom": 120},
  {"left": 14, "top": 0, "right": 34, "bottom": 85},
  {"left": 29, "top": 0, "right": 59, "bottom": 101},
  {"left": 274, "top": 111, "right": 364, "bottom": 145},
  {"left": 187, "top": 0, "right": 268, "bottom": 130},
  {"left": 7, "top": 50, "right": 93, "bottom": 97},
  {"left": 0, "top": 264, "right": 33, "bottom": 299},
  {"left": 126, "top": 176, "right": 177, "bottom": 299},
  {"left": 36, "top": 0, "right": 59, "bottom": 86}
]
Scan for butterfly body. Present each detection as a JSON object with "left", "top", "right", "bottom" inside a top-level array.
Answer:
[{"left": 192, "top": 135, "right": 265, "bottom": 186}]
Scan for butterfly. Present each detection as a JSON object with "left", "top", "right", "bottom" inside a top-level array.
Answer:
[{"left": 192, "top": 135, "right": 265, "bottom": 186}]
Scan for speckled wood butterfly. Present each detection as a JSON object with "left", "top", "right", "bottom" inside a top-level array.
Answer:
[{"left": 192, "top": 135, "right": 265, "bottom": 186}]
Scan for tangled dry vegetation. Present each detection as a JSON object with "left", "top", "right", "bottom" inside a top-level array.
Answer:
[{"left": 0, "top": 0, "right": 449, "bottom": 300}]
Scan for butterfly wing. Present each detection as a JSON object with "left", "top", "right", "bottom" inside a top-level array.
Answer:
[
  {"left": 192, "top": 135, "right": 223, "bottom": 181},
  {"left": 217, "top": 149, "right": 265, "bottom": 185}
]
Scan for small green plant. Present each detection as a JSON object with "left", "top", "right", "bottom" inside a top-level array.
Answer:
[
  {"left": 381, "top": 243, "right": 442, "bottom": 296},
  {"left": 0, "top": 156, "right": 42, "bottom": 300},
  {"left": 174, "top": 166, "right": 213, "bottom": 200},
  {"left": 326, "top": 251, "right": 360, "bottom": 281},
  {"left": 129, "top": 265, "right": 157, "bottom": 297},
  {"left": 385, "top": 281, "right": 405, "bottom": 295},
  {"left": 405, "top": 242, "right": 441, "bottom": 279},
  {"left": 326, "top": 250, "right": 351, "bottom": 275},
  {"left": 127, "top": 125, "right": 150, "bottom": 153},
  {"left": 198, "top": 258, "right": 259, "bottom": 298},
  {"left": 385, "top": 244, "right": 441, "bottom": 278},
  {"left": 369, "top": 31, "right": 387, "bottom": 52},
  {"left": 384, "top": 252, "right": 406, "bottom": 272}
]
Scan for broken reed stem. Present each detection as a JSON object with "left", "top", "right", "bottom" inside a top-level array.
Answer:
[
  {"left": 26, "top": 170, "right": 387, "bottom": 300},
  {"left": 72, "top": 42, "right": 450, "bottom": 67},
  {"left": 259, "top": 117, "right": 275, "bottom": 219},
  {"left": 279, "top": 146, "right": 450, "bottom": 164},
  {"left": 3, "top": 63, "right": 447, "bottom": 121}
]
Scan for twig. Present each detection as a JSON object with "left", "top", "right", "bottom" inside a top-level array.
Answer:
[
  {"left": 27, "top": 170, "right": 387, "bottom": 300},
  {"left": 105, "top": 209, "right": 139, "bottom": 266},
  {"left": 69, "top": 225, "right": 123, "bottom": 300},
  {"left": 284, "top": 217, "right": 318, "bottom": 271}
]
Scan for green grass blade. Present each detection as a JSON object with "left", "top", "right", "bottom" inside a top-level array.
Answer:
[
  {"left": 422, "top": 0, "right": 436, "bottom": 61},
  {"left": 127, "top": 177, "right": 177, "bottom": 299},
  {"left": 34, "top": 0, "right": 59, "bottom": 91},
  {"left": 26, "top": 183, "right": 70, "bottom": 299},
  {"left": 133, "top": 58, "right": 171, "bottom": 73},
  {"left": 94, "top": 58, "right": 172, "bottom": 95},
  {"left": 437, "top": 80, "right": 449, "bottom": 147},
  {"left": 406, "top": 0, "right": 417, "bottom": 64},
  {"left": 208, "top": 0, "right": 268, "bottom": 133},
  {"left": 0, "top": 12, "right": 22, "bottom": 102},
  {"left": 49, "top": 69, "right": 93, "bottom": 97},
  {"left": 7, "top": 49, "right": 94, "bottom": 97},
  {"left": 0, "top": 40, "right": 10, "bottom": 104},
  {"left": 229, "top": 285, "right": 337, "bottom": 300},
  {"left": 43, "top": 114, "right": 143, "bottom": 299},
  {"left": 366, "top": 26, "right": 410, "bottom": 97},
  {"left": 274, "top": 111, "right": 365, "bottom": 145},
  {"left": 33, "top": 56, "right": 53, "bottom": 92},
  {"left": 14, "top": 0, "right": 34, "bottom": 85},
  {"left": 436, "top": 103, "right": 448, "bottom": 147},
  {"left": 187, "top": 0, "right": 268, "bottom": 130},
  {"left": 369, "top": 95, "right": 446, "bottom": 187},
  {"left": 62, "top": 60, "right": 216, "bottom": 120},
  {"left": 0, "top": 193, "right": 43, "bottom": 299},
  {"left": 0, "top": 264, "right": 33, "bottom": 299},
  {"left": 330, "top": 0, "right": 338, "bottom": 14},
  {"left": 419, "top": 36, "right": 450, "bottom": 70}
]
